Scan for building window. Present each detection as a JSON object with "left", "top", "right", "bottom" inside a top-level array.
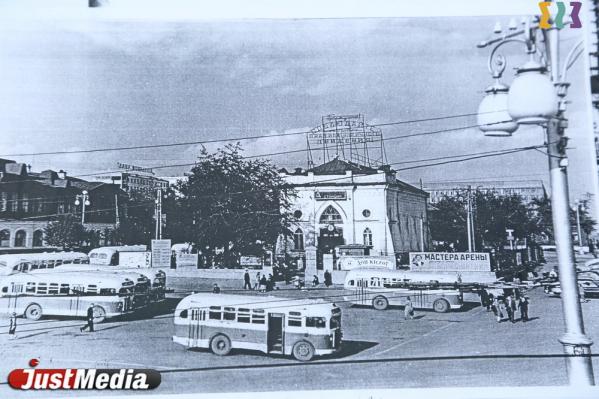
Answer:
[
  {"left": 14, "top": 230, "right": 27, "bottom": 247},
  {"left": 293, "top": 228, "right": 304, "bottom": 251},
  {"left": 319, "top": 205, "right": 342, "bottom": 224},
  {"left": 33, "top": 230, "right": 44, "bottom": 247},
  {"left": 0, "top": 230, "right": 9, "bottom": 247},
  {"left": 362, "top": 209, "right": 371, "bottom": 218},
  {"left": 363, "top": 228, "right": 373, "bottom": 247}
]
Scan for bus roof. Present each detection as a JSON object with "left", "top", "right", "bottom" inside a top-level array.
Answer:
[
  {"left": 0, "top": 271, "right": 135, "bottom": 287},
  {"left": 32, "top": 265, "right": 148, "bottom": 281},
  {"left": 177, "top": 293, "right": 337, "bottom": 315},
  {"left": 344, "top": 268, "right": 498, "bottom": 284},
  {"left": 88, "top": 245, "right": 147, "bottom": 255}
]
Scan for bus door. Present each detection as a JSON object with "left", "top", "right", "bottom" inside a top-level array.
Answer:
[
  {"left": 267, "top": 313, "right": 285, "bottom": 354},
  {"left": 413, "top": 290, "right": 425, "bottom": 309},
  {"left": 8, "top": 282, "right": 23, "bottom": 312},
  {"left": 356, "top": 278, "right": 368, "bottom": 305},
  {"left": 70, "top": 284, "right": 84, "bottom": 316},
  {"left": 188, "top": 308, "right": 203, "bottom": 346}
]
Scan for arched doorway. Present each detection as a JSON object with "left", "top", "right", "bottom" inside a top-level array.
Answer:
[
  {"left": 33, "top": 230, "right": 44, "bottom": 247},
  {"left": 0, "top": 230, "right": 10, "bottom": 247},
  {"left": 14, "top": 230, "right": 27, "bottom": 247},
  {"left": 317, "top": 205, "right": 345, "bottom": 269}
]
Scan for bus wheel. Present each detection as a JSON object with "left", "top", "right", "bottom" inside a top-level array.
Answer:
[
  {"left": 93, "top": 306, "right": 106, "bottom": 323},
  {"left": 25, "top": 304, "right": 43, "bottom": 321},
  {"left": 292, "top": 340, "right": 315, "bottom": 362},
  {"left": 433, "top": 299, "right": 450, "bottom": 313},
  {"left": 372, "top": 296, "right": 389, "bottom": 310},
  {"left": 210, "top": 334, "right": 232, "bottom": 356}
]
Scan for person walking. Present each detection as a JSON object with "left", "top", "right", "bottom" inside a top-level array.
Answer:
[
  {"left": 259, "top": 274, "right": 267, "bottom": 293},
  {"left": 8, "top": 312, "right": 17, "bottom": 340},
  {"left": 243, "top": 269, "right": 251, "bottom": 290},
  {"left": 212, "top": 283, "right": 221, "bottom": 294},
  {"left": 324, "top": 270, "right": 332, "bottom": 288},
  {"left": 254, "top": 272, "right": 261, "bottom": 291},
  {"left": 519, "top": 296, "right": 530, "bottom": 322},
  {"left": 80, "top": 303, "right": 95, "bottom": 333},
  {"left": 492, "top": 296, "right": 503, "bottom": 323},
  {"left": 589, "top": 239, "right": 597, "bottom": 259},
  {"left": 506, "top": 295, "right": 516, "bottom": 323},
  {"left": 312, "top": 274, "right": 319, "bottom": 287},
  {"left": 404, "top": 296, "right": 414, "bottom": 320}
]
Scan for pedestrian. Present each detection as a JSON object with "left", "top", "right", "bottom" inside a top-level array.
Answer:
[
  {"left": 579, "top": 283, "right": 588, "bottom": 303},
  {"left": 519, "top": 296, "right": 530, "bottom": 322},
  {"left": 492, "top": 296, "right": 503, "bottom": 323},
  {"left": 589, "top": 239, "right": 597, "bottom": 259},
  {"left": 212, "top": 283, "right": 221, "bottom": 294},
  {"left": 404, "top": 296, "right": 414, "bottom": 320},
  {"left": 549, "top": 267, "right": 558, "bottom": 279},
  {"left": 480, "top": 289, "right": 489, "bottom": 311},
  {"left": 267, "top": 273, "right": 274, "bottom": 291},
  {"left": 312, "top": 274, "right": 319, "bottom": 287},
  {"left": 506, "top": 295, "right": 516, "bottom": 323},
  {"left": 254, "top": 272, "right": 261, "bottom": 291},
  {"left": 259, "top": 274, "right": 267, "bottom": 293},
  {"left": 324, "top": 270, "right": 332, "bottom": 287},
  {"left": 80, "top": 303, "right": 95, "bottom": 332},
  {"left": 8, "top": 312, "right": 17, "bottom": 340},
  {"left": 243, "top": 269, "right": 251, "bottom": 290}
]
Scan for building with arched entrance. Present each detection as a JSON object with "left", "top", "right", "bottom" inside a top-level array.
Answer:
[{"left": 277, "top": 158, "right": 431, "bottom": 270}]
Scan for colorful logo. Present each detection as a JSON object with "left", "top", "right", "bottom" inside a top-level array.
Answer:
[
  {"left": 8, "top": 359, "right": 161, "bottom": 390},
  {"left": 539, "top": 2, "right": 582, "bottom": 29}
]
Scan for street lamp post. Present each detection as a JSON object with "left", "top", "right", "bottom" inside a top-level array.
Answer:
[
  {"left": 477, "top": 16, "right": 595, "bottom": 385},
  {"left": 74, "top": 190, "right": 91, "bottom": 224}
]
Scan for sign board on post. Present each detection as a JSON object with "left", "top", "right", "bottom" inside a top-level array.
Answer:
[
  {"left": 151, "top": 239, "right": 172, "bottom": 269},
  {"left": 176, "top": 253, "right": 198, "bottom": 268},
  {"left": 409, "top": 252, "right": 491, "bottom": 272}
]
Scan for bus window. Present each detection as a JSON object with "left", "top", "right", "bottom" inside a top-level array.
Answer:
[
  {"left": 348, "top": 280, "right": 354, "bottom": 286},
  {"left": 87, "top": 285, "right": 98, "bottom": 294},
  {"left": 59, "top": 284, "right": 69, "bottom": 294},
  {"left": 55, "top": 260, "right": 63, "bottom": 266},
  {"left": 37, "top": 283, "right": 48, "bottom": 295},
  {"left": 179, "top": 309, "right": 188, "bottom": 318},
  {"left": 223, "top": 307, "right": 236, "bottom": 321},
  {"left": 48, "top": 283, "right": 59, "bottom": 294},
  {"left": 72, "top": 284, "right": 85, "bottom": 294},
  {"left": 20, "top": 262, "right": 31, "bottom": 272},
  {"left": 330, "top": 315, "right": 341, "bottom": 329},
  {"left": 237, "top": 308, "right": 250, "bottom": 323},
  {"left": 251, "top": 309, "right": 265, "bottom": 324},
  {"left": 26, "top": 282, "right": 35, "bottom": 293},
  {"left": 306, "top": 317, "right": 326, "bottom": 328},
  {"left": 288, "top": 316, "right": 302, "bottom": 327},
  {"left": 1, "top": 286, "right": 7, "bottom": 293},
  {"left": 209, "top": 306, "right": 222, "bottom": 320}
]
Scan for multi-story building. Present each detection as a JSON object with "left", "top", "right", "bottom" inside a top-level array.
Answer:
[
  {"left": 278, "top": 158, "right": 431, "bottom": 269},
  {"left": 93, "top": 164, "right": 169, "bottom": 197},
  {"left": 424, "top": 180, "right": 547, "bottom": 204},
  {"left": 0, "top": 158, "right": 126, "bottom": 251}
]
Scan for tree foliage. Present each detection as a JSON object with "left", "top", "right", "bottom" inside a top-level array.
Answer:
[
  {"left": 164, "top": 144, "right": 295, "bottom": 263},
  {"left": 111, "top": 191, "right": 156, "bottom": 246},
  {"left": 43, "top": 214, "right": 87, "bottom": 250}
]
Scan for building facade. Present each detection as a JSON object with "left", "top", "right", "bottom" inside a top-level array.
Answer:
[
  {"left": 0, "top": 158, "right": 125, "bottom": 251},
  {"left": 278, "top": 159, "right": 431, "bottom": 268},
  {"left": 93, "top": 165, "right": 169, "bottom": 197},
  {"left": 424, "top": 180, "right": 547, "bottom": 204}
]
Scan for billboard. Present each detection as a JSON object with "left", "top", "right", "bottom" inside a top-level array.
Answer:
[
  {"left": 151, "top": 239, "right": 172, "bottom": 269},
  {"left": 409, "top": 252, "right": 491, "bottom": 272}
]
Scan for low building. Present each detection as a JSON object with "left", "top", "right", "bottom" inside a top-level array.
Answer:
[
  {"left": 424, "top": 180, "right": 547, "bottom": 204},
  {"left": 278, "top": 158, "right": 431, "bottom": 270},
  {"left": 0, "top": 158, "right": 126, "bottom": 251}
]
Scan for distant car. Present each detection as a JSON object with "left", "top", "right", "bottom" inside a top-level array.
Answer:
[
  {"left": 540, "top": 245, "right": 556, "bottom": 252},
  {"left": 544, "top": 277, "right": 599, "bottom": 298}
]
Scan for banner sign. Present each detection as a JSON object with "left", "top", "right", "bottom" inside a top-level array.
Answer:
[
  {"left": 409, "top": 252, "right": 491, "bottom": 272},
  {"left": 337, "top": 256, "right": 395, "bottom": 270},
  {"left": 151, "top": 239, "right": 172, "bottom": 269},
  {"left": 240, "top": 256, "right": 262, "bottom": 266},
  {"left": 176, "top": 253, "right": 198, "bottom": 267}
]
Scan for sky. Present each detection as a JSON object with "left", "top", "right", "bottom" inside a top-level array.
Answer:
[{"left": 0, "top": 0, "right": 597, "bottom": 207}]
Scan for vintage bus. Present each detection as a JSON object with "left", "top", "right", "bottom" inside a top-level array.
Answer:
[
  {"left": 0, "top": 272, "right": 136, "bottom": 322},
  {"left": 343, "top": 269, "right": 464, "bottom": 313},
  {"left": 173, "top": 293, "right": 342, "bottom": 361},
  {"left": 0, "top": 252, "right": 89, "bottom": 275},
  {"left": 88, "top": 246, "right": 166, "bottom": 301}
]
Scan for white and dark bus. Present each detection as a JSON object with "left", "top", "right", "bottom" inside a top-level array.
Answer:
[
  {"left": 0, "top": 272, "right": 136, "bottom": 322},
  {"left": 173, "top": 293, "right": 342, "bottom": 361},
  {"left": 343, "top": 269, "right": 464, "bottom": 313},
  {"left": 0, "top": 252, "right": 89, "bottom": 276}
]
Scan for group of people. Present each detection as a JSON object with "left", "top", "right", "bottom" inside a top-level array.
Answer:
[
  {"left": 485, "top": 292, "right": 530, "bottom": 323},
  {"left": 243, "top": 270, "right": 275, "bottom": 292}
]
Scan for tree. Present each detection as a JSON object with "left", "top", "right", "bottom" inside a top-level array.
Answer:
[
  {"left": 111, "top": 191, "right": 156, "bottom": 245},
  {"left": 44, "top": 214, "right": 87, "bottom": 250},
  {"left": 164, "top": 144, "right": 295, "bottom": 265},
  {"left": 430, "top": 190, "right": 536, "bottom": 251},
  {"left": 530, "top": 195, "right": 596, "bottom": 242}
]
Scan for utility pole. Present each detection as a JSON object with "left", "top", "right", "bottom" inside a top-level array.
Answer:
[
  {"left": 466, "top": 186, "right": 473, "bottom": 252},
  {"left": 155, "top": 188, "right": 162, "bottom": 240}
]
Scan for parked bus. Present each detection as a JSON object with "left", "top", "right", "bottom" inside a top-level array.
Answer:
[
  {"left": 0, "top": 272, "right": 136, "bottom": 322},
  {"left": 343, "top": 269, "right": 464, "bottom": 312},
  {"left": 88, "top": 246, "right": 166, "bottom": 301},
  {"left": 173, "top": 293, "right": 342, "bottom": 361},
  {"left": 0, "top": 252, "right": 89, "bottom": 276}
]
